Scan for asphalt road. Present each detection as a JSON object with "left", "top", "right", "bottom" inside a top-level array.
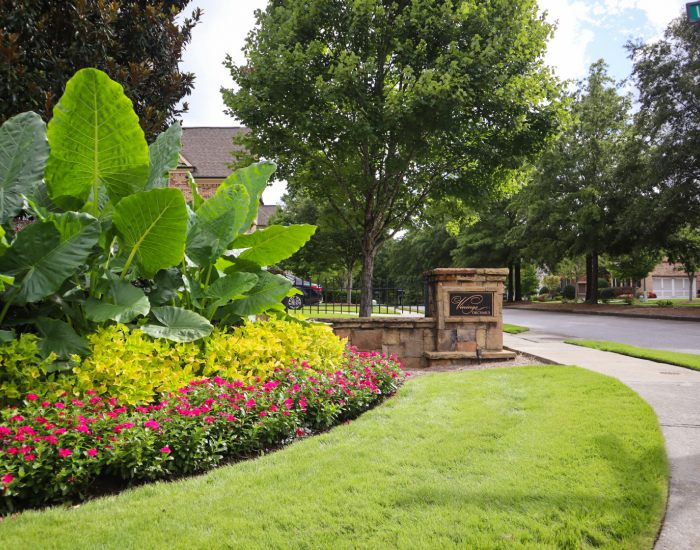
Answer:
[{"left": 503, "top": 308, "right": 700, "bottom": 355}]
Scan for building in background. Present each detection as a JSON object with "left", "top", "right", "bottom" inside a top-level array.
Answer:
[{"left": 167, "top": 127, "right": 278, "bottom": 230}]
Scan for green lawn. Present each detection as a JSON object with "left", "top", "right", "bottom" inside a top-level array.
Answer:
[
  {"left": 503, "top": 323, "right": 530, "bottom": 334},
  {"left": 1, "top": 366, "right": 668, "bottom": 550},
  {"left": 566, "top": 339, "right": 700, "bottom": 372}
]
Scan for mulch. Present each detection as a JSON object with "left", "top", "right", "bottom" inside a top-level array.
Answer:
[{"left": 505, "top": 301, "right": 700, "bottom": 319}]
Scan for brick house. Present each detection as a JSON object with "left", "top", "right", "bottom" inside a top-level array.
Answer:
[{"left": 167, "top": 127, "right": 278, "bottom": 230}]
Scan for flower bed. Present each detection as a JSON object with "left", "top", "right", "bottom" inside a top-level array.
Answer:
[{"left": 0, "top": 349, "right": 404, "bottom": 513}]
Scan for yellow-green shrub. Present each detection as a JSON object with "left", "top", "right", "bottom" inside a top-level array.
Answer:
[
  {"left": 73, "top": 325, "right": 201, "bottom": 404},
  {"left": 0, "top": 334, "right": 73, "bottom": 401},
  {"left": 200, "top": 319, "right": 346, "bottom": 382}
]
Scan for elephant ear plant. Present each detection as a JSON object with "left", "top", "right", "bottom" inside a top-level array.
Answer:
[{"left": 0, "top": 68, "right": 316, "bottom": 366}]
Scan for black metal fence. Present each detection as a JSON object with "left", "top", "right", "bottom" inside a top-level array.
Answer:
[{"left": 278, "top": 273, "right": 429, "bottom": 317}]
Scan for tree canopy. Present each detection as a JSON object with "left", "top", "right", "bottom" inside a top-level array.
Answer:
[
  {"left": 0, "top": 0, "right": 201, "bottom": 141},
  {"left": 222, "top": 0, "right": 564, "bottom": 315}
]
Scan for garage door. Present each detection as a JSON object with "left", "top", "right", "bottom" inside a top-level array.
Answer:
[{"left": 653, "top": 277, "right": 697, "bottom": 298}]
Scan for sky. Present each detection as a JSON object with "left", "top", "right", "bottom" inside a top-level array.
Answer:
[{"left": 177, "top": 0, "right": 688, "bottom": 204}]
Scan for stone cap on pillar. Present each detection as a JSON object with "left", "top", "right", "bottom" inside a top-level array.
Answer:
[{"left": 423, "top": 268, "right": 509, "bottom": 283}]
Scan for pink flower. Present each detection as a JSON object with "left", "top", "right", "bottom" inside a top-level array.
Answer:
[
  {"left": 9, "top": 415, "right": 23, "bottom": 422},
  {"left": 296, "top": 429, "right": 305, "bottom": 437},
  {"left": 58, "top": 448, "right": 72, "bottom": 458},
  {"left": 87, "top": 449, "right": 98, "bottom": 457},
  {"left": 160, "top": 446, "right": 170, "bottom": 453},
  {"left": 55, "top": 403, "right": 65, "bottom": 409},
  {"left": 144, "top": 420, "right": 160, "bottom": 429},
  {"left": 86, "top": 390, "right": 97, "bottom": 395},
  {"left": 204, "top": 416, "right": 214, "bottom": 424},
  {"left": 27, "top": 394, "right": 37, "bottom": 401},
  {"left": 109, "top": 398, "right": 117, "bottom": 406},
  {"left": 41, "top": 402, "right": 50, "bottom": 407},
  {"left": 1, "top": 473, "right": 12, "bottom": 485},
  {"left": 53, "top": 428, "right": 66, "bottom": 435},
  {"left": 25, "top": 454, "right": 36, "bottom": 461},
  {"left": 259, "top": 411, "right": 267, "bottom": 417},
  {"left": 270, "top": 405, "right": 278, "bottom": 412},
  {"left": 44, "top": 435, "right": 58, "bottom": 445},
  {"left": 245, "top": 399, "right": 256, "bottom": 408}
]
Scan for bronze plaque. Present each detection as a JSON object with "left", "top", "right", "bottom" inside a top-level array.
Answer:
[{"left": 448, "top": 291, "right": 494, "bottom": 317}]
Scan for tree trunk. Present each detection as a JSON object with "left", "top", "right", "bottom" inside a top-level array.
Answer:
[
  {"left": 689, "top": 272, "right": 695, "bottom": 302},
  {"left": 585, "top": 254, "right": 592, "bottom": 301},
  {"left": 359, "top": 248, "right": 377, "bottom": 317},
  {"left": 515, "top": 262, "right": 522, "bottom": 302},
  {"left": 591, "top": 252, "right": 599, "bottom": 304},
  {"left": 507, "top": 262, "right": 514, "bottom": 302}
]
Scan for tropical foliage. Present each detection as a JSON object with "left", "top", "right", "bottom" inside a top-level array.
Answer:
[{"left": 0, "top": 68, "right": 317, "bottom": 367}]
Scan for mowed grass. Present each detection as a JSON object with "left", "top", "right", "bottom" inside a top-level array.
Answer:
[
  {"left": 1, "top": 366, "right": 668, "bottom": 550},
  {"left": 504, "top": 323, "right": 530, "bottom": 334},
  {"left": 566, "top": 339, "right": 700, "bottom": 372}
]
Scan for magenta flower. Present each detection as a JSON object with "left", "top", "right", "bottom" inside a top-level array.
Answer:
[
  {"left": 296, "top": 429, "right": 305, "bottom": 437},
  {"left": 144, "top": 420, "right": 160, "bottom": 429},
  {"left": 1, "top": 474, "right": 12, "bottom": 484},
  {"left": 55, "top": 403, "right": 65, "bottom": 409},
  {"left": 27, "top": 394, "right": 38, "bottom": 401},
  {"left": 270, "top": 405, "right": 278, "bottom": 412},
  {"left": 58, "top": 448, "right": 72, "bottom": 458},
  {"left": 41, "top": 401, "right": 50, "bottom": 407},
  {"left": 245, "top": 399, "right": 256, "bottom": 408},
  {"left": 25, "top": 454, "right": 36, "bottom": 461},
  {"left": 204, "top": 416, "right": 214, "bottom": 424},
  {"left": 160, "top": 446, "right": 170, "bottom": 453},
  {"left": 259, "top": 411, "right": 267, "bottom": 417},
  {"left": 87, "top": 449, "right": 98, "bottom": 457}
]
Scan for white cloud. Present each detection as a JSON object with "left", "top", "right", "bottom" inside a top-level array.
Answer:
[
  {"left": 634, "top": 0, "right": 685, "bottom": 33},
  {"left": 538, "top": 0, "right": 596, "bottom": 82}
]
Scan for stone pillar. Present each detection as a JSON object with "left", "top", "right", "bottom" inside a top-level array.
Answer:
[{"left": 423, "top": 268, "right": 515, "bottom": 366}]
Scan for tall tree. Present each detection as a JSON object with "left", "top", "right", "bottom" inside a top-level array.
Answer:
[
  {"left": 520, "top": 60, "right": 633, "bottom": 304},
  {"left": 222, "top": 0, "right": 564, "bottom": 316},
  {"left": 0, "top": 0, "right": 201, "bottom": 140},
  {"left": 625, "top": 14, "right": 700, "bottom": 243}
]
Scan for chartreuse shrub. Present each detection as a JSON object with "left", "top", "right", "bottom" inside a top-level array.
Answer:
[
  {"left": 0, "top": 349, "right": 403, "bottom": 512},
  {"left": 1, "top": 319, "right": 347, "bottom": 406},
  {"left": 0, "top": 67, "right": 317, "bottom": 366},
  {"left": 0, "top": 366, "right": 667, "bottom": 550},
  {"left": 200, "top": 318, "right": 347, "bottom": 381}
]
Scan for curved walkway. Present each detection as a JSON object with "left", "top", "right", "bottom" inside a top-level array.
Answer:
[{"left": 504, "top": 333, "right": 700, "bottom": 550}]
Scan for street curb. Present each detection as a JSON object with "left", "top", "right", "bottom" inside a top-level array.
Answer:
[{"left": 503, "top": 306, "right": 700, "bottom": 323}]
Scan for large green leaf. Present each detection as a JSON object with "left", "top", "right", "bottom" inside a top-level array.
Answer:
[
  {"left": 186, "top": 183, "right": 249, "bottom": 266},
  {"left": 232, "top": 224, "right": 316, "bottom": 267},
  {"left": 36, "top": 317, "right": 90, "bottom": 360},
  {"left": 83, "top": 275, "right": 150, "bottom": 323},
  {"left": 188, "top": 174, "right": 204, "bottom": 211},
  {"left": 0, "top": 112, "right": 50, "bottom": 224},
  {"left": 140, "top": 306, "right": 213, "bottom": 342},
  {"left": 0, "top": 214, "right": 100, "bottom": 304},
  {"left": 148, "top": 268, "right": 183, "bottom": 306},
  {"left": 225, "top": 271, "right": 292, "bottom": 317},
  {"left": 45, "top": 68, "right": 149, "bottom": 210},
  {"left": 113, "top": 188, "right": 188, "bottom": 278},
  {"left": 203, "top": 272, "right": 258, "bottom": 313},
  {"left": 145, "top": 123, "right": 182, "bottom": 191},
  {"left": 220, "top": 161, "right": 276, "bottom": 234},
  {"left": 25, "top": 182, "right": 64, "bottom": 220}
]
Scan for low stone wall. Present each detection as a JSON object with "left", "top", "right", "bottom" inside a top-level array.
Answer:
[
  {"left": 313, "top": 317, "right": 435, "bottom": 369},
  {"left": 314, "top": 268, "right": 517, "bottom": 369}
]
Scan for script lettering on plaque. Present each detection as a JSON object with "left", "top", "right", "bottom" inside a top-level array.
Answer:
[{"left": 448, "top": 292, "right": 494, "bottom": 317}]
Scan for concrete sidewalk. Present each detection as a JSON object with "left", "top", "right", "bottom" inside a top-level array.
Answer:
[{"left": 504, "top": 333, "right": 700, "bottom": 550}]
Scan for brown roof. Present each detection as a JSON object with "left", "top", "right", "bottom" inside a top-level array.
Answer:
[
  {"left": 180, "top": 127, "right": 250, "bottom": 179},
  {"left": 257, "top": 204, "right": 279, "bottom": 227}
]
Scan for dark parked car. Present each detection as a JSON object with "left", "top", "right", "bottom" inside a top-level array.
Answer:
[{"left": 281, "top": 274, "right": 323, "bottom": 310}]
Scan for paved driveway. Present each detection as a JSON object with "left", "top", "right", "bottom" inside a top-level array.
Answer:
[{"left": 503, "top": 308, "right": 700, "bottom": 355}]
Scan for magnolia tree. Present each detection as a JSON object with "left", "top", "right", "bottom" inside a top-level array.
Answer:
[{"left": 0, "top": 69, "right": 315, "bottom": 368}]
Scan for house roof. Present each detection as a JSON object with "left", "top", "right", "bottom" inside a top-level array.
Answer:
[
  {"left": 180, "top": 127, "right": 250, "bottom": 179},
  {"left": 257, "top": 204, "right": 279, "bottom": 227}
]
